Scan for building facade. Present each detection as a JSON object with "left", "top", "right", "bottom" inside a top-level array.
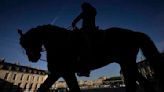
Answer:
[
  {"left": 0, "top": 55, "right": 158, "bottom": 92},
  {"left": 0, "top": 59, "right": 47, "bottom": 92},
  {"left": 0, "top": 59, "right": 124, "bottom": 91}
]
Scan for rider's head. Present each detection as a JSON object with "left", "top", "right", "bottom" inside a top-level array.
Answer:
[{"left": 81, "top": 2, "right": 92, "bottom": 12}]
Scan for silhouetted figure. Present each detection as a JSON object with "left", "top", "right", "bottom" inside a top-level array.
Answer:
[
  {"left": 72, "top": 2, "right": 97, "bottom": 77},
  {"left": 18, "top": 25, "right": 163, "bottom": 92},
  {"left": 72, "top": 2, "right": 97, "bottom": 30}
]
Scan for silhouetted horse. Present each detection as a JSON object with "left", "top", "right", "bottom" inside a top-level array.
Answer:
[{"left": 18, "top": 24, "right": 162, "bottom": 92}]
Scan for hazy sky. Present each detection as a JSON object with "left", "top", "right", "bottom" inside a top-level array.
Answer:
[{"left": 0, "top": 0, "right": 164, "bottom": 80}]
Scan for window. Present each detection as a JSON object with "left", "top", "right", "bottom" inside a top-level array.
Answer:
[
  {"left": 13, "top": 74, "right": 17, "bottom": 80},
  {"left": 31, "top": 76, "right": 34, "bottom": 81},
  {"left": 27, "top": 75, "right": 30, "bottom": 81},
  {"left": 4, "top": 73, "right": 9, "bottom": 80},
  {"left": 20, "top": 74, "right": 24, "bottom": 80},
  {"left": 37, "top": 76, "right": 40, "bottom": 81},
  {"left": 42, "top": 77, "right": 44, "bottom": 81},
  {"left": 29, "top": 83, "right": 33, "bottom": 89},
  {"left": 24, "top": 83, "right": 27, "bottom": 89},
  {"left": 18, "top": 83, "right": 21, "bottom": 87}
]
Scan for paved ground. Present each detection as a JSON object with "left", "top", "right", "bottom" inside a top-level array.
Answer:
[
  {"left": 81, "top": 87, "right": 158, "bottom": 92},
  {"left": 81, "top": 87, "right": 126, "bottom": 92}
]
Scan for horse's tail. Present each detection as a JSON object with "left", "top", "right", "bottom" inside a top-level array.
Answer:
[
  {"left": 136, "top": 32, "right": 161, "bottom": 61},
  {"left": 136, "top": 32, "right": 163, "bottom": 84}
]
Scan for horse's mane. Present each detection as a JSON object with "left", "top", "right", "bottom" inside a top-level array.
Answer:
[
  {"left": 20, "top": 24, "right": 64, "bottom": 45},
  {"left": 26, "top": 24, "right": 66, "bottom": 34},
  {"left": 22, "top": 24, "right": 68, "bottom": 40},
  {"left": 35, "top": 24, "right": 67, "bottom": 31}
]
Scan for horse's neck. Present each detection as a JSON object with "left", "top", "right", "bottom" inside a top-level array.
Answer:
[{"left": 42, "top": 29, "right": 71, "bottom": 48}]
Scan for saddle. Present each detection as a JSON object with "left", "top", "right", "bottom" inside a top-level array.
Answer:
[
  {"left": 71, "top": 28, "right": 103, "bottom": 77},
  {"left": 71, "top": 27, "right": 105, "bottom": 56},
  {"left": 71, "top": 27, "right": 100, "bottom": 47}
]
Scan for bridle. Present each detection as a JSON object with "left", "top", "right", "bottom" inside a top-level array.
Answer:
[{"left": 21, "top": 46, "right": 47, "bottom": 62}]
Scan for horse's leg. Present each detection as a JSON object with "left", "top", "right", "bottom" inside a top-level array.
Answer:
[
  {"left": 119, "top": 58, "right": 138, "bottom": 92},
  {"left": 37, "top": 74, "right": 60, "bottom": 92},
  {"left": 137, "top": 73, "right": 156, "bottom": 92},
  {"left": 63, "top": 72, "right": 81, "bottom": 92},
  {"left": 120, "top": 57, "right": 156, "bottom": 92},
  {"left": 137, "top": 32, "right": 164, "bottom": 91}
]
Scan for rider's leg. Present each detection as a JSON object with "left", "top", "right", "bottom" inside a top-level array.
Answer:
[{"left": 78, "top": 32, "right": 92, "bottom": 77}]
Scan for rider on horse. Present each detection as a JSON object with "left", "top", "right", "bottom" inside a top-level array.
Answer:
[
  {"left": 72, "top": 2, "right": 97, "bottom": 77},
  {"left": 72, "top": 2, "right": 97, "bottom": 31}
]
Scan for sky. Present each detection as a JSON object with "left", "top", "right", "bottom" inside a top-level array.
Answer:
[{"left": 0, "top": 0, "right": 164, "bottom": 80}]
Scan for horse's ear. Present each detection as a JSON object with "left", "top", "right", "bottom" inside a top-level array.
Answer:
[{"left": 18, "top": 29, "right": 23, "bottom": 36}]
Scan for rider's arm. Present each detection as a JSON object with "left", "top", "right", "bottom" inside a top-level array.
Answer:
[{"left": 72, "top": 13, "right": 83, "bottom": 28}]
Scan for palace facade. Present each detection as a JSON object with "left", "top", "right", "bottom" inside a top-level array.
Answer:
[
  {"left": 0, "top": 59, "right": 47, "bottom": 92},
  {"left": 0, "top": 55, "right": 158, "bottom": 92}
]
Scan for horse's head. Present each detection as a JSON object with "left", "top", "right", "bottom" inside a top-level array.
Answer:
[{"left": 18, "top": 29, "right": 42, "bottom": 62}]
